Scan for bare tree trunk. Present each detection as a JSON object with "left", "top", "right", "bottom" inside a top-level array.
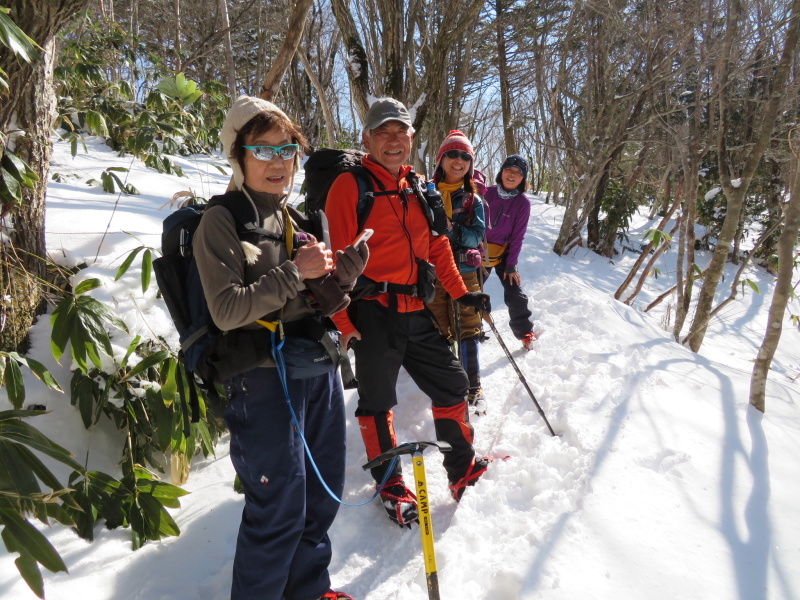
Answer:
[
  {"left": 623, "top": 215, "right": 683, "bottom": 306},
  {"left": 553, "top": 169, "right": 607, "bottom": 255},
  {"left": 586, "top": 165, "right": 609, "bottom": 252},
  {"left": 260, "top": 0, "right": 314, "bottom": 102},
  {"left": 173, "top": 0, "right": 182, "bottom": 71},
  {"left": 255, "top": 0, "right": 265, "bottom": 93},
  {"left": 750, "top": 152, "right": 800, "bottom": 412},
  {"left": 495, "top": 0, "right": 515, "bottom": 156},
  {"left": 330, "top": 0, "right": 370, "bottom": 123},
  {"left": 669, "top": 0, "right": 715, "bottom": 339},
  {"left": 615, "top": 193, "right": 682, "bottom": 300},
  {"left": 218, "top": 0, "right": 236, "bottom": 101},
  {"left": 130, "top": 0, "right": 139, "bottom": 37},
  {"left": 674, "top": 168, "right": 700, "bottom": 341},
  {"left": 451, "top": 31, "right": 475, "bottom": 122},
  {"left": 647, "top": 163, "right": 672, "bottom": 219},
  {"left": 754, "top": 159, "right": 785, "bottom": 267},
  {"left": 298, "top": 45, "right": 335, "bottom": 147},
  {"left": 383, "top": 0, "right": 404, "bottom": 98},
  {"left": 685, "top": 0, "right": 800, "bottom": 351},
  {"left": 0, "top": 0, "right": 92, "bottom": 352}
]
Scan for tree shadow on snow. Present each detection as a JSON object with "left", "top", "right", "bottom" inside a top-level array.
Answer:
[{"left": 518, "top": 344, "right": 774, "bottom": 600}]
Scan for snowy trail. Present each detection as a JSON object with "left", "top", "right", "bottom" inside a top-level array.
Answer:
[
  {"left": 345, "top": 240, "right": 743, "bottom": 599},
  {"left": 334, "top": 271, "right": 650, "bottom": 598}
]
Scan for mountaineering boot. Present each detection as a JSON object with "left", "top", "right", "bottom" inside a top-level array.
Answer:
[
  {"left": 521, "top": 332, "right": 536, "bottom": 351},
  {"left": 467, "top": 388, "right": 487, "bottom": 416},
  {"left": 356, "top": 409, "right": 418, "bottom": 527},
  {"left": 378, "top": 476, "right": 419, "bottom": 528},
  {"left": 318, "top": 591, "right": 355, "bottom": 600},
  {"left": 449, "top": 456, "right": 491, "bottom": 501}
]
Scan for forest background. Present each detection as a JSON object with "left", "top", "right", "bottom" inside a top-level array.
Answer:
[{"left": 1, "top": 0, "right": 800, "bottom": 598}]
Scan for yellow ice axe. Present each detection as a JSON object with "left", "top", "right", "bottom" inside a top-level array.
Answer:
[{"left": 363, "top": 440, "right": 452, "bottom": 600}]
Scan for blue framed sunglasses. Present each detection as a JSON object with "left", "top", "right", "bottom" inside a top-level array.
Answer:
[{"left": 242, "top": 143, "right": 299, "bottom": 161}]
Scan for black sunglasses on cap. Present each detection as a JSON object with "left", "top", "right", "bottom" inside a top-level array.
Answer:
[
  {"left": 502, "top": 155, "right": 527, "bottom": 171},
  {"left": 443, "top": 149, "right": 472, "bottom": 161}
]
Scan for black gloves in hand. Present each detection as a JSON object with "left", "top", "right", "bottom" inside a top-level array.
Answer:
[
  {"left": 332, "top": 243, "right": 370, "bottom": 291},
  {"left": 304, "top": 275, "right": 350, "bottom": 317},
  {"left": 457, "top": 291, "right": 492, "bottom": 312}
]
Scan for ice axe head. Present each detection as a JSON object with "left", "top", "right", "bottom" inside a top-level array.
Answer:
[{"left": 362, "top": 441, "right": 452, "bottom": 471}]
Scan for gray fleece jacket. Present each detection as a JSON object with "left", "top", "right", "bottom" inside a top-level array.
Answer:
[{"left": 193, "top": 188, "right": 314, "bottom": 338}]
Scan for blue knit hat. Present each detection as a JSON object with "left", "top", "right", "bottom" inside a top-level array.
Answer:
[{"left": 496, "top": 154, "right": 528, "bottom": 192}]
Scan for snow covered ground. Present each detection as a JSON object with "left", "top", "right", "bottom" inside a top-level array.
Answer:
[{"left": 1, "top": 136, "right": 799, "bottom": 600}]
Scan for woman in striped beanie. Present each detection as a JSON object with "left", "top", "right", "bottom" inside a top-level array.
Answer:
[{"left": 427, "top": 130, "right": 489, "bottom": 415}]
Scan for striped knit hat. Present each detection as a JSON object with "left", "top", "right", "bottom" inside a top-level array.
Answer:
[{"left": 435, "top": 130, "right": 475, "bottom": 178}]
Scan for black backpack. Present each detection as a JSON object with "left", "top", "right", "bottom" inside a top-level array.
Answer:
[
  {"left": 301, "top": 148, "right": 447, "bottom": 236},
  {"left": 301, "top": 149, "right": 380, "bottom": 235},
  {"left": 153, "top": 191, "right": 283, "bottom": 420}
]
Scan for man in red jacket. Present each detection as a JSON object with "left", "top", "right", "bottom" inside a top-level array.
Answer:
[{"left": 325, "top": 98, "right": 492, "bottom": 527}]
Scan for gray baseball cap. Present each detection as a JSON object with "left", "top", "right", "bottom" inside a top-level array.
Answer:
[{"left": 364, "top": 97, "right": 413, "bottom": 131}]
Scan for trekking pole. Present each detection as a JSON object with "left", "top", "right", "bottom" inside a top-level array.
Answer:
[
  {"left": 482, "top": 312, "right": 557, "bottom": 437},
  {"left": 363, "top": 441, "right": 452, "bottom": 600},
  {"left": 452, "top": 297, "right": 462, "bottom": 360}
]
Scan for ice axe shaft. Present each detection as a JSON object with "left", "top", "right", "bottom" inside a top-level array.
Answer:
[
  {"left": 482, "top": 312, "right": 557, "bottom": 437},
  {"left": 412, "top": 451, "right": 439, "bottom": 599},
  {"left": 363, "top": 441, "right": 450, "bottom": 600}
]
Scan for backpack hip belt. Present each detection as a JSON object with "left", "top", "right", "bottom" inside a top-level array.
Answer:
[{"left": 371, "top": 280, "right": 419, "bottom": 298}]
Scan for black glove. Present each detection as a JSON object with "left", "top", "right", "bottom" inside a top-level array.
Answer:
[
  {"left": 332, "top": 243, "right": 370, "bottom": 291},
  {"left": 457, "top": 291, "right": 491, "bottom": 312},
  {"left": 304, "top": 274, "right": 350, "bottom": 317}
]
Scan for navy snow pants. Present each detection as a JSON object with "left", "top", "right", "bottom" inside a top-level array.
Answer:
[{"left": 223, "top": 367, "right": 345, "bottom": 600}]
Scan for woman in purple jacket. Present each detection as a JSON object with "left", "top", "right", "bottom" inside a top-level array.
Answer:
[{"left": 483, "top": 154, "right": 536, "bottom": 350}]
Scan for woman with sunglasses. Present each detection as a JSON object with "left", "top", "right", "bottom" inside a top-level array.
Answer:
[
  {"left": 483, "top": 154, "right": 536, "bottom": 351},
  {"left": 427, "top": 130, "right": 489, "bottom": 414},
  {"left": 193, "top": 96, "right": 362, "bottom": 600}
]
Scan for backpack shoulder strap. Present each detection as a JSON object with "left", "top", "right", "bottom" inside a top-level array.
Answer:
[
  {"left": 352, "top": 166, "right": 391, "bottom": 232},
  {"left": 406, "top": 169, "right": 439, "bottom": 232},
  {"left": 207, "top": 191, "right": 283, "bottom": 243},
  {"left": 286, "top": 204, "right": 314, "bottom": 234},
  {"left": 347, "top": 165, "right": 412, "bottom": 232},
  {"left": 208, "top": 190, "right": 256, "bottom": 226}
]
